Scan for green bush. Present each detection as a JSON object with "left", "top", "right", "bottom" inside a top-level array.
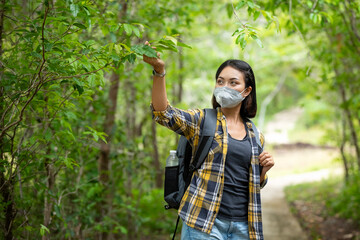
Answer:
[
  {"left": 327, "top": 174, "right": 360, "bottom": 224},
  {"left": 285, "top": 173, "right": 360, "bottom": 225},
  {"left": 136, "top": 188, "right": 179, "bottom": 237}
]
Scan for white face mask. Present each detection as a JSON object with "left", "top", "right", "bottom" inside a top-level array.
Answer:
[{"left": 213, "top": 87, "right": 247, "bottom": 108}]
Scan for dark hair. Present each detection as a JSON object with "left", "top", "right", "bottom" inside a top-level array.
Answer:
[{"left": 212, "top": 59, "right": 257, "bottom": 119}]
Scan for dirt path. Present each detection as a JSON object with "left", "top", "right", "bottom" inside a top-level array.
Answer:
[
  {"left": 262, "top": 164, "right": 341, "bottom": 240},
  {"left": 261, "top": 108, "right": 341, "bottom": 239}
]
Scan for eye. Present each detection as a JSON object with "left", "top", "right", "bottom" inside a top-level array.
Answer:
[{"left": 217, "top": 79, "right": 223, "bottom": 84}]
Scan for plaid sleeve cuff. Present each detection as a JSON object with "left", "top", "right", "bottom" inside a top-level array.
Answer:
[
  {"left": 150, "top": 101, "right": 171, "bottom": 119},
  {"left": 260, "top": 174, "right": 268, "bottom": 189}
]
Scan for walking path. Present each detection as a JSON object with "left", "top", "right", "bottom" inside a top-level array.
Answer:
[
  {"left": 261, "top": 107, "right": 341, "bottom": 239},
  {"left": 261, "top": 168, "right": 342, "bottom": 240}
]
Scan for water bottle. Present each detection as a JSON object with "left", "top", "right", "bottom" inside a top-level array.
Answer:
[
  {"left": 164, "top": 150, "right": 179, "bottom": 202},
  {"left": 166, "top": 150, "right": 179, "bottom": 167}
]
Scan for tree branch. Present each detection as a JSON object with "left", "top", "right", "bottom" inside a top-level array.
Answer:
[
  {"left": 311, "top": 0, "right": 319, "bottom": 12},
  {"left": 231, "top": 1, "right": 246, "bottom": 27},
  {"left": 344, "top": 0, "right": 360, "bottom": 42},
  {"left": 37, "top": 5, "right": 50, "bottom": 81},
  {"left": 44, "top": 64, "right": 108, "bottom": 83},
  {"left": 0, "top": 0, "right": 6, "bottom": 56},
  {"left": 289, "top": 0, "right": 313, "bottom": 75},
  {"left": 0, "top": 81, "right": 43, "bottom": 139}
]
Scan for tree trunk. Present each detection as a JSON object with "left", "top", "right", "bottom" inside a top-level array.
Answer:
[
  {"left": 99, "top": 72, "right": 120, "bottom": 184},
  {"left": 97, "top": 72, "right": 120, "bottom": 239},
  {"left": 338, "top": 80, "right": 360, "bottom": 169},
  {"left": 0, "top": 172, "right": 14, "bottom": 240},
  {"left": 340, "top": 114, "right": 349, "bottom": 182},
  {"left": 0, "top": 0, "right": 5, "bottom": 56},
  {"left": 0, "top": 2, "right": 15, "bottom": 239},
  {"left": 172, "top": 47, "right": 184, "bottom": 146},
  {"left": 258, "top": 72, "right": 287, "bottom": 130},
  {"left": 43, "top": 154, "right": 55, "bottom": 240},
  {"left": 151, "top": 120, "right": 162, "bottom": 188},
  {"left": 174, "top": 47, "right": 184, "bottom": 105}
]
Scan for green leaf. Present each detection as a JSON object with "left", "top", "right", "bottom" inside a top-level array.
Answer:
[
  {"left": 73, "top": 84, "right": 84, "bottom": 95},
  {"left": 45, "top": 43, "right": 53, "bottom": 51},
  {"left": 82, "top": 5, "right": 90, "bottom": 15},
  {"left": 155, "top": 39, "right": 178, "bottom": 52},
  {"left": 64, "top": 157, "right": 76, "bottom": 169},
  {"left": 44, "top": 129, "right": 52, "bottom": 141},
  {"left": 239, "top": 35, "right": 247, "bottom": 49},
  {"left": 114, "top": 44, "right": 122, "bottom": 54},
  {"left": 177, "top": 41, "right": 192, "bottom": 49},
  {"left": 108, "top": 42, "right": 114, "bottom": 54},
  {"left": 117, "top": 225, "right": 128, "bottom": 234},
  {"left": 131, "top": 45, "right": 157, "bottom": 58},
  {"left": 54, "top": 205, "right": 61, "bottom": 217},
  {"left": 164, "top": 35, "right": 178, "bottom": 45},
  {"left": 253, "top": 11, "right": 260, "bottom": 21},
  {"left": 110, "top": 32, "right": 117, "bottom": 43},
  {"left": 226, "top": 3, "right": 233, "bottom": 18},
  {"left": 109, "top": 24, "right": 119, "bottom": 33},
  {"left": 132, "top": 26, "right": 141, "bottom": 38},
  {"left": 92, "top": 133, "right": 99, "bottom": 141},
  {"left": 251, "top": 35, "right": 263, "bottom": 48},
  {"left": 232, "top": 29, "right": 240, "bottom": 37},
  {"left": 31, "top": 52, "right": 42, "bottom": 59},
  {"left": 40, "top": 224, "right": 50, "bottom": 236},
  {"left": 111, "top": 53, "right": 121, "bottom": 62},
  {"left": 70, "top": 4, "right": 79, "bottom": 17},
  {"left": 123, "top": 24, "right": 133, "bottom": 36},
  {"left": 236, "top": 1, "right": 246, "bottom": 10},
  {"left": 118, "top": 43, "right": 131, "bottom": 52},
  {"left": 125, "top": 53, "right": 136, "bottom": 63},
  {"left": 73, "top": 23, "right": 87, "bottom": 29}
]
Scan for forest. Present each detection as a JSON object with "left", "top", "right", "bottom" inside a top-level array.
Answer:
[{"left": 1, "top": 0, "right": 359, "bottom": 239}]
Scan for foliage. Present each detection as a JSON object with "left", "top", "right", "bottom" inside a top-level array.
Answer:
[
  {"left": 0, "top": 0, "right": 359, "bottom": 239},
  {"left": 327, "top": 173, "right": 360, "bottom": 223}
]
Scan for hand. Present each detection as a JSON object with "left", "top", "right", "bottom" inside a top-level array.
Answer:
[
  {"left": 259, "top": 151, "right": 274, "bottom": 174},
  {"left": 143, "top": 41, "right": 165, "bottom": 73}
]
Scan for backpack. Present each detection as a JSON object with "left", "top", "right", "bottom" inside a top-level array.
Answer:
[{"left": 163, "top": 108, "right": 263, "bottom": 239}]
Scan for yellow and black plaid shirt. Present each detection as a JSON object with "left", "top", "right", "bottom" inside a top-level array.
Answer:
[{"left": 152, "top": 104, "right": 267, "bottom": 239}]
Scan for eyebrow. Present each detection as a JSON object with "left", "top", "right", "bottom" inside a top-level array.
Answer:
[{"left": 218, "top": 76, "right": 239, "bottom": 80}]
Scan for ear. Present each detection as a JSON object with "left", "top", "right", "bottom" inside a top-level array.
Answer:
[{"left": 244, "top": 86, "right": 252, "bottom": 97}]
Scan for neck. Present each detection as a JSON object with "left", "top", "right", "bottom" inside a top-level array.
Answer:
[{"left": 221, "top": 104, "right": 243, "bottom": 123}]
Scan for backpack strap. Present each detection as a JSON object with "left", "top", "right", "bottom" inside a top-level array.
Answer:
[
  {"left": 189, "top": 108, "right": 217, "bottom": 171},
  {"left": 172, "top": 216, "right": 181, "bottom": 240}
]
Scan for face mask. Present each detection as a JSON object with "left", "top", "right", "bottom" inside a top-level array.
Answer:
[{"left": 213, "top": 87, "right": 247, "bottom": 108}]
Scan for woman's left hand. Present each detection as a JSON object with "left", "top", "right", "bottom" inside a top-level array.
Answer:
[{"left": 259, "top": 151, "right": 275, "bottom": 174}]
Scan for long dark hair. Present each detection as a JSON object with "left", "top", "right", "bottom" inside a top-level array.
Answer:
[{"left": 212, "top": 59, "right": 257, "bottom": 119}]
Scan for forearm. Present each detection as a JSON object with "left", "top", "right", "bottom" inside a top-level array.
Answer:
[
  {"left": 260, "top": 169, "right": 268, "bottom": 188},
  {"left": 151, "top": 68, "right": 168, "bottom": 111}
]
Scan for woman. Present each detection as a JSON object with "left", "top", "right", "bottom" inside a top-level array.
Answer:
[{"left": 143, "top": 41, "right": 275, "bottom": 240}]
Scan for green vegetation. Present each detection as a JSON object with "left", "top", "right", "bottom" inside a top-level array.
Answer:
[
  {"left": 285, "top": 172, "right": 360, "bottom": 238},
  {"left": 0, "top": 0, "right": 359, "bottom": 239}
]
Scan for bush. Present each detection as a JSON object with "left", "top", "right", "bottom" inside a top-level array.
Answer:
[
  {"left": 327, "top": 173, "right": 360, "bottom": 224},
  {"left": 136, "top": 188, "right": 179, "bottom": 237}
]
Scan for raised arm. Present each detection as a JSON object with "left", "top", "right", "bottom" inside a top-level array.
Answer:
[{"left": 143, "top": 41, "right": 167, "bottom": 111}]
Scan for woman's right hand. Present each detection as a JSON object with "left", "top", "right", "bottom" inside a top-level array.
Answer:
[{"left": 143, "top": 41, "right": 165, "bottom": 73}]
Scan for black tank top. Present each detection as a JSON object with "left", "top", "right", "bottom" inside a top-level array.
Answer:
[{"left": 218, "top": 125, "right": 251, "bottom": 221}]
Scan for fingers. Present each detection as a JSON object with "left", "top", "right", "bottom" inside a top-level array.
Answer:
[
  {"left": 145, "top": 41, "right": 157, "bottom": 49},
  {"left": 144, "top": 41, "right": 160, "bottom": 58},
  {"left": 259, "top": 151, "right": 274, "bottom": 167}
]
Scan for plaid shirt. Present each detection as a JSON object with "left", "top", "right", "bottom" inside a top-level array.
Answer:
[{"left": 152, "top": 104, "right": 267, "bottom": 239}]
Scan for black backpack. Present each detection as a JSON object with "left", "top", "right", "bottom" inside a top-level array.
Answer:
[{"left": 163, "top": 108, "right": 263, "bottom": 239}]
